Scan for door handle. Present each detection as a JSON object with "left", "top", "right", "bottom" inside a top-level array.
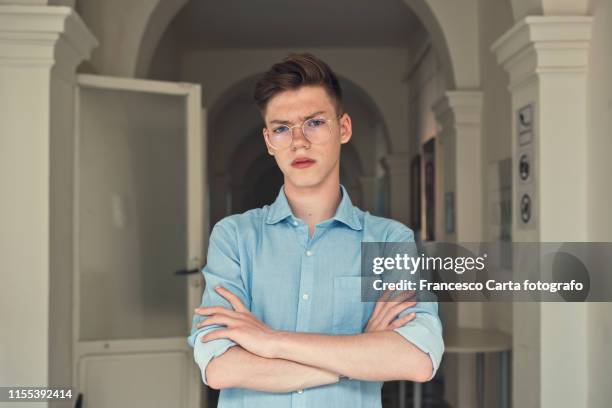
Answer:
[{"left": 174, "top": 265, "right": 204, "bottom": 276}]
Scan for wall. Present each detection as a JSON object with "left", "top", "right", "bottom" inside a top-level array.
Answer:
[
  {"left": 405, "top": 33, "right": 446, "bottom": 242},
  {"left": 586, "top": 0, "right": 612, "bottom": 406},
  {"left": 478, "top": 0, "right": 514, "bottom": 334},
  {"left": 147, "top": 23, "right": 180, "bottom": 82}
]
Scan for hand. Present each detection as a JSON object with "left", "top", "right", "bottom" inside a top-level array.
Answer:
[
  {"left": 195, "top": 286, "right": 280, "bottom": 359},
  {"left": 364, "top": 289, "right": 417, "bottom": 332}
]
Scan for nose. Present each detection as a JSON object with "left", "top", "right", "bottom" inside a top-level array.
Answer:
[{"left": 290, "top": 125, "right": 310, "bottom": 150}]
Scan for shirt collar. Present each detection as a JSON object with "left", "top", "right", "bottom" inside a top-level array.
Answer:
[{"left": 265, "top": 184, "right": 362, "bottom": 230}]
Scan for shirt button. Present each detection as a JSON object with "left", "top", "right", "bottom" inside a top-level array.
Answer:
[
  {"left": 305, "top": 250, "right": 313, "bottom": 256},
  {"left": 297, "top": 389, "right": 304, "bottom": 394},
  {"left": 292, "top": 220, "right": 298, "bottom": 226},
  {"left": 302, "top": 293, "right": 309, "bottom": 300}
]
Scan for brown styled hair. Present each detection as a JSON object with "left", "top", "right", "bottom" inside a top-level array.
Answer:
[{"left": 254, "top": 52, "right": 343, "bottom": 118}]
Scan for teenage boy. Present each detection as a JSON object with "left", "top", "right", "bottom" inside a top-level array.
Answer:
[{"left": 187, "top": 53, "right": 444, "bottom": 408}]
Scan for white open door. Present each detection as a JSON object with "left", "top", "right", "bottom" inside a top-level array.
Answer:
[{"left": 72, "top": 74, "right": 206, "bottom": 408}]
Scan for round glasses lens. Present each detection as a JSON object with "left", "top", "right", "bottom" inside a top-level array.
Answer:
[
  {"left": 268, "top": 126, "right": 292, "bottom": 148},
  {"left": 303, "top": 118, "right": 331, "bottom": 143}
]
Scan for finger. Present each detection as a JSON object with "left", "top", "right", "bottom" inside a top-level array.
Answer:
[
  {"left": 389, "top": 312, "right": 416, "bottom": 329},
  {"left": 364, "top": 319, "right": 384, "bottom": 333},
  {"left": 387, "top": 300, "right": 417, "bottom": 317},
  {"left": 380, "top": 300, "right": 417, "bottom": 326},
  {"left": 196, "top": 315, "right": 237, "bottom": 329},
  {"left": 376, "top": 289, "right": 394, "bottom": 303},
  {"left": 215, "top": 286, "right": 249, "bottom": 313},
  {"left": 201, "top": 328, "right": 234, "bottom": 343},
  {"left": 372, "top": 289, "right": 394, "bottom": 315},
  {"left": 379, "top": 290, "right": 416, "bottom": 314},
  {"left": 387, "top": 289, "right": 416, "bottom": 303},
  {"left": 195, "top": 306, "right": 241, "bottom": 318}
]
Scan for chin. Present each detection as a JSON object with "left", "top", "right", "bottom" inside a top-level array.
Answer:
[{"left": 285, "top": 173, "right": 324, "bottom": 189}]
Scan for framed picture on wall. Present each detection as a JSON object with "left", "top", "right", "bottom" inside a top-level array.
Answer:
[
  {"left": 410, "top": 155, "right": 422, "bottom": 232},
  {"left": 445, "top": 191, "right": 455, "bottom": 234},
  {"left": 423, "top": 139, "right": 435, "bottom": 241}
]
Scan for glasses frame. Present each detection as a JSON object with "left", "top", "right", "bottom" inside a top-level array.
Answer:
[{"left": 264, "top": 113, "right": 344, "bottom": 150}]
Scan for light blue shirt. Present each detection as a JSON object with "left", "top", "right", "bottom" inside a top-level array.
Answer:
[{"left": 187, "top": 184, "right": 444, "bottom": 408}]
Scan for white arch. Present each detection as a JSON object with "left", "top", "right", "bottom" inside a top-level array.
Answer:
[
  {"left": 79, "top": 0, "right": 590, "bottom": 80},
  {"left": 134, "top": 0, "right": 189, "bottom": 78},
  {"left": 403, "top": 0, "right": 480, "bottom": 89},
  {"left": 76, "top": 0, "right": 188, "bottom": 76},
  {"left": 78, "top": 0, "right": 484, "bottom": 91}
]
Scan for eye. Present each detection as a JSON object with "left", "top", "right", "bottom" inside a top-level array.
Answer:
[
  {"left": 272, "top": 125, "right": 289, "bottom": 134},
  {"left": 306, "top": 118, "right": 326, "bottom": 128}
]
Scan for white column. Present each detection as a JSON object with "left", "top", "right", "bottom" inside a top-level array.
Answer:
[
  {"left": 492, "top": 16, "right": 592, "bottom": 408},
  {"left": 432, "top": 91, "right": 484, "bottom": 243},
  {"left": 382, "top": 153, "right": 412, "bottom": 227},
  {"left": 432, "top": 91, "right": 484, "bottom": 408},
  {"left": 0, "top": 4, "right": 97, "bottom": 393}
]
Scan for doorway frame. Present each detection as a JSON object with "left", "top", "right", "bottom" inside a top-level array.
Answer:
[{"left": 71, "top": 73, "right": 205, "bottom": 407}]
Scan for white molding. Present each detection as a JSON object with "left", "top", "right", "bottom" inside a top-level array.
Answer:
[
  {"left": 491, "top": 16, "right": 593, "bottom": 90},
  {"left": 77, "top": 73, "right": 199, "bottom": 95},
  {"left": 432, "top": 91, "right": 483, "bottom": 141},
  {"left": 0, "top": 5, "right": 97, "bottom": 71}
]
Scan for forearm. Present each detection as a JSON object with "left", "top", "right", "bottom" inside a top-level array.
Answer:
[
  {"left": 273, "top": 331, "right": 432, "bottom": 382},
  {"left": 206, "top": 346, "right": 340, "bottom": 392}
]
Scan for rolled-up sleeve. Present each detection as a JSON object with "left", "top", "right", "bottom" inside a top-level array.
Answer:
[
  {"left": 393, "top": 302, "right": 444, "bottom": 380},
  {"left": 386, "top": 223, "right": 445, "bottom": 380},
  {"left": 186, "top": 218, "right": 250, "bottom": 386}
]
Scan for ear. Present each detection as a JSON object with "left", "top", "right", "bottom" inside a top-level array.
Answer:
[
  {"left": 339, "top": 113, "right": 352, "bottom": 145},
  {"left": 262, "top": 128, "right": 275, "bottom": 156}
]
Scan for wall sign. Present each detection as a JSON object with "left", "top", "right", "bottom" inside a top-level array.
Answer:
[
  {"left": 516, "top": 103, "right": 536, "bottom": 229},
  {"left": 517, "top": 104, "right": 533, "bottom": 146}
]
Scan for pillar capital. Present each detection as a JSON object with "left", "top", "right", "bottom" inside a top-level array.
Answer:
[
  {"left": 432, "top": 91, "right": 483, "bottom": 142},
  {"left": 491, "top": 16, "right": 592, "bottom": 90},
  {"left": 0, "top": 5, "right": 97, "bottom": 77}
]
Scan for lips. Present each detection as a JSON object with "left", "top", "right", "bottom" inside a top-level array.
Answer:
[{"left": 291, "top": 157, "right": 316, "bottom": 168}]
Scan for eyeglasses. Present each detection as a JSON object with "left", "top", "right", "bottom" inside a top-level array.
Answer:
[{"left": 264, "top": 114, "right": 343, "bottom": 150}]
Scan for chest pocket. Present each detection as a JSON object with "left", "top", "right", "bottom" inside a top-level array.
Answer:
[{"left": 332, "top": 276, "right": 369, "bottom": 334}]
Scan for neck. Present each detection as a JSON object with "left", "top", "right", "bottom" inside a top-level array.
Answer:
[{"left": 283, "top": 175, "right": 342, "bottom": 234}]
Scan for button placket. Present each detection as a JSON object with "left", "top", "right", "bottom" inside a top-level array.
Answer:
[
  {"left": 294, "top": 233, "right": 315, "bottom": 333},
  {"left": 292, "top": 225, "right": 313, "bottom": 408}
]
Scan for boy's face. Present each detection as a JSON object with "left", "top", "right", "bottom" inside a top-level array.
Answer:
[{"left": 262, "top": 85, "right": 352, "bottom": 190}]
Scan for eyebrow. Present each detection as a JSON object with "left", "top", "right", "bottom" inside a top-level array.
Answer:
[{"left": 269, "top": 111, "right": 326, "bottom": 125}]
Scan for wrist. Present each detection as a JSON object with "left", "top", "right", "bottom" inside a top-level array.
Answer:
[{"left": 270, "top": 330, "right": 291, "bottom": 359}]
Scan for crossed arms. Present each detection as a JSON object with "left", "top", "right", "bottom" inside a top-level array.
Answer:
[
  {"left": 188, "top": 220, "right": 444, "bottom": 393},
  {"left": 193, "top": 286, "right": 435, "bottom": 392}
]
